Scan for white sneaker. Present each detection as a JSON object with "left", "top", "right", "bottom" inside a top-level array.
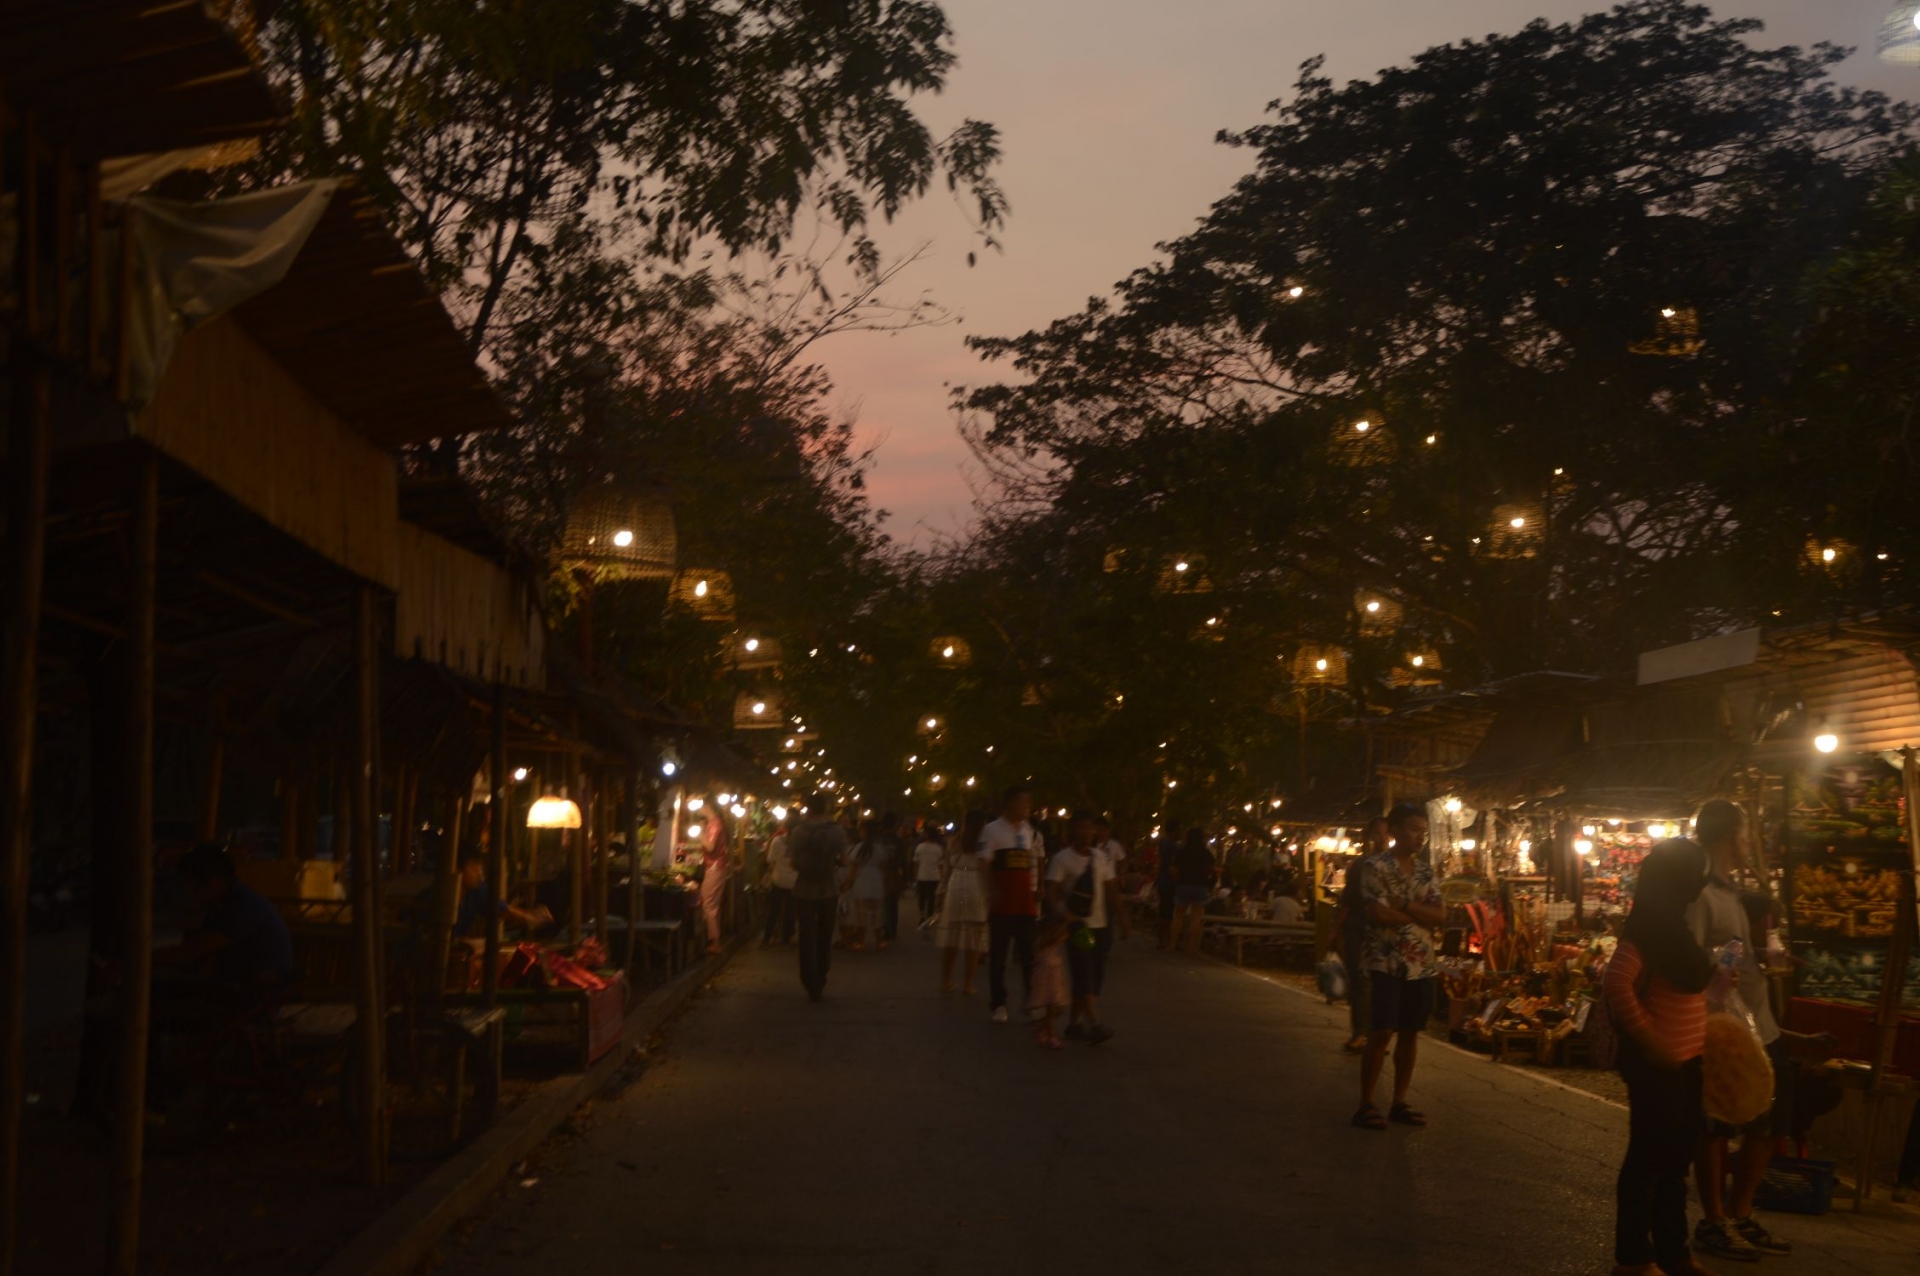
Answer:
[{"left": 991, "top": 1006, "right": 1009, "bottom": 1023}]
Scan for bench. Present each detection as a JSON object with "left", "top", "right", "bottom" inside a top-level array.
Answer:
[{"left": 1202, "top": 918, "right": 1317, "bottom": 966}]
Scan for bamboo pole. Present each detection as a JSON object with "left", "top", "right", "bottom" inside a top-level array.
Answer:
[
  {"left": 626, "top": 773, "right": 643, "bottom": 981},
  {"left": 392, "top": 764, "right": 415, "bottom": 877},
  {"left": 197, "top": 731, "right": 225, "bottom": 843},
  {"left": 484, "top": 683, "right": 506, "bottom": 1007},
  {"left": 106, "top": 453, "right": 158, "bottom": 1276},
  {"left": 568, "top": 746, "right": 584, "bottom": 948},
  {"left": 593, "top": 769, "right": 610, "bottom": 949},
  {"left": 0, "top": 295, "right": 53, "bottom": 1276},
  {"left": 348, "top": 586, "right": 386, "bottom": 1184},
  {"left": 426, "top": 794, "right": 463, "bottom": 1005}
]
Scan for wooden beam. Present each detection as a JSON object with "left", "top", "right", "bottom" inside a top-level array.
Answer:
[
  {"left": 348, "top": 585, "right": 386, "bottom": 1184},
  {"left": 392, "top": 764, "right": 416, "bottom": 877},
  {"left": 593, "top": 769, "right": 610, "bottom": 951},
  {"left": 625, "top": 774, "right": 643, "bottom": 982},
  {"left": 484, "top": 682, "right": 506, "bottom": 1007},
  {"left": 0, "top": 326, "right": 53, "bottom": 1276},
  {"left": 568, "top": 745, "right": 584, "bottom": 948},
  {"left": 425, "top": 793, "right": 462, "bottom": 1006},
  {"left": 106, "top": 452, "right": 157, "bottom": 1276}
]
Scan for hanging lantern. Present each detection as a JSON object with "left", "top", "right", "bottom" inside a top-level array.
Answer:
[
  {"left": 1485, "top": 504, "right": 1544, "bottom": 559},
  {"left": 1881, "top": 4, "right": 1920, "bottom": 64},
  {"left": 1101, "top": 548, "right": 1128, "bottom": 573},
  {"left": 559, "top": 487, "right": 676, "bottom": 579},
  {"left": 1804, "top": 537, "right": 1857, "bottom": 576},
  {"left": 1627, "top": 305, "right": 1703, "bottom": 357},
  {"left": 526, "top": 795, "right": 582, "bottom": 829},
  {"left": 1354, "top": 592, "right": 1404, "bottom": 638},
  {"left": 727, "top": 632, "right": 782, "bottom": 670},
  {"left": 1155, "top": 555, "right": 1213, "bottom": 595},
  {"left": 1390, "top": 651, "right": 1443, "bottom": 688},
  {"left": 1291, "top": 645, "right": 1348, "bottom": 685},
  {"left": 733, "top": 691, "right": 785, "bottom": 730},
  {"left": 930, "top": 636, "right": 972, "bottom": 667},
  {"left": 670, "top": 570, "right": 736, "bottom": 621},
  {"left": 1329, "top": 418, "right": 1398, "bottom": 468}
]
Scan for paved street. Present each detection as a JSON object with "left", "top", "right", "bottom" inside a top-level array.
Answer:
[{"left": 440, "top": 931, "right": 1915, "bottom": 1275}]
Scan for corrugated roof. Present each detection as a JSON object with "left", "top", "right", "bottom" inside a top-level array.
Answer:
[{"left": 0, "top": 0, "right": 284, "bottom": 159}]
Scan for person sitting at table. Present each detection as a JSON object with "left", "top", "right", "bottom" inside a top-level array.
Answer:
[
  {"left": 455, "top": 852, "right": 552, "bottom": 937},
  {"left": 1270, "top": 884, "right": 1305, "bottom": 925},
  {"left": 162, "top": 844, "right": 294, "bottom": 995}
]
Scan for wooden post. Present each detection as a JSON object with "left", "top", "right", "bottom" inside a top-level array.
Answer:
[
  {"left": 198, "top": 731, "right": 225, "bottom": 843},
  {"left": 392, "top": 764, "right": 415, "bottom": 877},
  {"left": 0, "top": 306, "right": 53, "bottom": 1276},
  {"left": 593, "top": 769, "right": 611, "bottom": 949},
  {"left": 485, "top": 682, "right": 506, "bottom": 1007},
  {"left": 568, "top": 749, "right": 585, "bottom": 947},
  {"left": 626, "top": 773, "right": 644, "bottom": 980},
  {"left": 426, "top": 794, "right": 464, "bottom": 1004},
  {"left": 106, "top": 453, "right": 158, "bottom": 1276},
  {"left": 348, "top": 586, "right": 386, "bottom": 1184}
]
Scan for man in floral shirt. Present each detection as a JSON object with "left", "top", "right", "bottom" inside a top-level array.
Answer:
[{"left": 1354, "top": 802, "right": 1445, "bottom": 1131}]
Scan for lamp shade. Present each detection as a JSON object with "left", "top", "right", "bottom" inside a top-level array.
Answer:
[
  {"left": 560, "top": 486, "right": 676, "bottom": 579},
  {"left": 1881, "top": 4, "right": 1920, "bottom": 65},
  {"left": 527, "top": 796, "right": 582, "bottom": 829}
]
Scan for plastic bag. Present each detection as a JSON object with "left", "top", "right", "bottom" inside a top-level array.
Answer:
[
  {"left": 1702, "top": 939, "right": 1774, "bottom": 1126},
  {"left": 1317, "top": 950, "right": 1349, "bottom": 1003}
]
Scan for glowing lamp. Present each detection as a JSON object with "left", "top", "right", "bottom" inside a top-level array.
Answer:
[
  {"left": 1442, "top": 797, "right": 1462, "bottom": 814},
  {"left": 693, "top": 580, "right": 709, "bottom": 598},
  {"left": 1880, "top": 6, "right": 1920, "bottom": 65},
  {"left": 1518, "top": 839, "right": 1532, "bottom": 853},
  {"left": 1365, "top": 601, "right": 1381, "bottom": 613},
  {"left": 1509, "top": 517, "right": 1526, "bottom": 529},
  {"left": 1287, "top": 285, "right": 1304, "bottom": 298},
  {"left": 686, "top": 823, "right": 703, "bottom": 839},
  {"left": 1815, "top": 732, "right": 1840, "bottom": 754},
  {"left": 1173, "top": 561, "right": 1191, "bottom": 573},
  {"left": 731, "top": 804, "right": 747, "bottom": 818},
  {"left": 772, "top": 806, "right": 789, "bottom": 821},
  {"left": 943, "top": 645, "right": 956, "bottom": 658},
  {"left": 751, "top": 701, "right": 767, "bottom": 715},
  {"left": 612, "top": 529, "right": 635, "bottom": 548},
  {"left": 1411, "top": 655, "right": 1425, "bottom": 667},
  {"left": 1575, "top": 839, "right": 1594, "bottom": 856},
  {"left": 511, "top": 766, "right": 529, "bottom": 782},
  {"left": 1354, "top": 420, "right": 1371, "bottom": 433},
  {"left": 744, "top": 638, "right": 760, "bottom": 652},
  {"left": 661, "top": 761, "right": 677, "bottom": 777},
  {"left": 1315, "top": 658, "right": 1329, "bottom": 672},
  {"left": 1460, "top": 838, "right": 1477, "bottom": 851},
  {"left": 527, "top": 796, "right": 582, "bottom": 829},
  {"left": 686, "top": 797, "right": 705, "bottom": 811},
  {"left": 1646, "top": 823, "right": 1669, "bottom": 840}
]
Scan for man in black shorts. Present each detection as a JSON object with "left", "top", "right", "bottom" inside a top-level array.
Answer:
[{"left": 1353, "top": 803, "right": 1444, "bottom": 1130}]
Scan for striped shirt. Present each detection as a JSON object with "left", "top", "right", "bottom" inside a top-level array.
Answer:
[{"left": 1603, "top": 940, "right": 1707, "bottom": 1063}]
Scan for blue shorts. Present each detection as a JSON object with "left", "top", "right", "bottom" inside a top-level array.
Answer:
[
  {"left": 1174, "top": 885, "right": 1210, "bottom": 907},
  {"left": 1368, "top": 971, "right": 1436, "bottom": 1034}
]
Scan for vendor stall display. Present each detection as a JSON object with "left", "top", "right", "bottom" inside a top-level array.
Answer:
[{"left": 1786, "top": 758, "right": 1920, "bottom": 1011}]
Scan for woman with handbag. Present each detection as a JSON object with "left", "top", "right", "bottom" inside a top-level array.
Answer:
[{"left": 1604, "top": 838, "right": 1717, "bottom": 1276}]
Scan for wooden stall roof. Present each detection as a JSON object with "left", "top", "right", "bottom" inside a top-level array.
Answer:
[
  {"left": 0, "top": 0, "right": 283, "bottom": 159},
  {"left": 394, "top": 520, "right": 545, "bottom": 691},
  {"left": 231, "top": 183, "right": 518, "bottom": 449}
]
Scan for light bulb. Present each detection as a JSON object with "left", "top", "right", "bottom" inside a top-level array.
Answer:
[
  {"left": 512, "top": 767, "right": 529, "bottom": 782},
  {"left": 694, "top": 580, "right": 709, "bottom": 598},
  {"left": 1815, "top": 732, "right": 1840, "bottom": 754},
  {"left": 1315, "top": 659, "right": 1328, "bottom": 672},
  {"left": 1425, "top": 434, "right": 1437, "bottom": 445},
  {"left": 731, "top": 804, "right": 747, "bottom": 818},
  {"left": 1647, "top": 823, "right": 1668, "bottom": 839},
  {"left": 1411, "top": 655, "right": 1425, "bottom": 668},
  {"left": 1174, "top": 561, "right": 1190, "bottom": 573},
  {"left": 1822, "top": 547, "right": 1837, "bottom": 563},
  {"left": 612, "top": 529, "right": 634, "bottom": 548},
  {"left": 1287, "top": 285, "right": 1304, "bottom": 298},
  {"left": 1355, "top": 420, "right": 1371, "bottom": 433},
  {"left": 1443, "top": 797, "right": 1462, "bottom": 814},
  {"left": 772, "top": 806, "right": 789, "bottom": 821},
  {"left": 744, "top": 638, "right": 760, "bottom": 652},
  {"left": 1365, "top": 601, "right": 1381, "bottom": 613},
  {"left": 1661, "top": 307, "right": 1676, "bottom": 318},
  {"left": 751, "top": 702, "right": 767, "bottom": 715},
  {"left": 1460, "top": 838, "right": 1477, "bottom": 851},
  {"left": 685, "top": 797, "right": 704, "bottom": 811},
  {"left": 661, "top": 761, "right": 677, "bottom": 777},
  {"left": 1518, "top": 839, "right": 1532, "bottom": 853},
  {"left": 1575, "top": 839, "right": 1594, "bottom": 855},
  {"left": 943, "top": 645, "right": 955, "bottom": 658},
  {"left": 1510, "top": 517, "right": 1526, "bottom": 529},
  {"left": 686, "top": 824, "right": 703, "bottom": 839}
]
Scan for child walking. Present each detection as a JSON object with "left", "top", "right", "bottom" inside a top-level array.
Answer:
[{"left": 1030, "top": 913, "right": 1072, "bottom": 1049}]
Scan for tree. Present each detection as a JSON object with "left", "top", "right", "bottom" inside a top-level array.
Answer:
[{"left": 941, "top": 1, "right": 1914, "bottom": 809}]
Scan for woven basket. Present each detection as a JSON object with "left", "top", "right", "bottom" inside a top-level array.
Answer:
[{"left": 560, "top": 487, "right": 676, "bottom": 580}]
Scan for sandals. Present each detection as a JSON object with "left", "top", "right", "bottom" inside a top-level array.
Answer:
[
  {"left": 1351, "top": 1104, "right": 1388, "bottom": 1130},
  {"left": 1388, "top": 1102, "right": 1427, "bottom": 1127}
]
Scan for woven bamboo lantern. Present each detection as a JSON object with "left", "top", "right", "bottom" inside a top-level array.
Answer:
[
  {"left": 728, "top": 632, "right": 782, "bottom": 670},
  {"left": 1291, "top": 644, "right": 1348, "bottom": 685},
  {"left": 1485, "top": 505, "right": 1544, "bottom": 559},
  {"left": 1879, "top": 5, "right": 1920, "bottom": 64},
  {"left": 930, "top": 636, "right": 972, "bottom": 667},
  {"left": 1628, "top": 305, "right": 1704, "bottom": 357},
  {"left": 1155, "top": 555, "right": 1213, "bottom": 595},
  {"left": 1355, "top": 592, "right": 1404, "bottom": 638},
  {"left": 1330, "top": 418, "right": 1397, "bottom": 468},
  {"left": 1804, "top": 538, "right": 1857, "bottom": 574},
  {"left": 1391, "top": 651, "right": 1443, "bottom": 688},
  {"left": 559, "top": 487, "right": 676, "bottom": 579},
  {"left": 670, "top": 570, "right": 736, "bottom": 621},
  {"left": 1102, "top": 548, "right": 1127, "bottom": 573},
  {"left": 733, "top": 691, "right": 784, "bottom": 731}
]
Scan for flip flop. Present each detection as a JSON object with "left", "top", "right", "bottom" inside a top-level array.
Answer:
[
  {"left": 1388, "top": 1103, "right": 1427, "bottom": 1127},
  {"left": 1351, "top": 1104, "right": 1387, "bottom": 1130}
]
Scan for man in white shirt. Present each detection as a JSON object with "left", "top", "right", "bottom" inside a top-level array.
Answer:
[
  {"left": 1270, "top": 887, "right": 1305, "bottom": 925},
  {"left": 761, "top": 826, "right": 798, "bottom": 946},
  {"left": 1047, "top": 812, "right": 1129, "bottom": 1045},
  {"left": 982, "top": 786, "right": 1044, "bottom": 1023},
  {"left": 912, "top": 827, "right": 946, "bottom": 921}
]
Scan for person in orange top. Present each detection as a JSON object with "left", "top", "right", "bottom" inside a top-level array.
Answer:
[{"left": 1605, "top": 838, "right": 1717, "bottom": 1276}]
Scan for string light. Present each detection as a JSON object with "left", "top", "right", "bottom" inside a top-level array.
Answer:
[{"left": 612, "top": 529, "right": 634, "bottom": 548}]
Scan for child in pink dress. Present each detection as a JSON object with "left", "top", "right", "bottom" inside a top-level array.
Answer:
[{"left": 1030, "top": 914, "right": 1072, "bottom": 1049}]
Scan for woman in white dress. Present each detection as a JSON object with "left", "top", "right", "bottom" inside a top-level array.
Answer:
[
  {"left": 843, "top": 821, "right": 889, "bottom": 950},
  {"left": 937, "top": 810, "right": 991, "bottom": 994}
]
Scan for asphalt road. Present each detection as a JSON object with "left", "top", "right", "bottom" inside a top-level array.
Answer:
[{"left": 438, "top": 927, "right": 1916, "bottom": 1275}]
